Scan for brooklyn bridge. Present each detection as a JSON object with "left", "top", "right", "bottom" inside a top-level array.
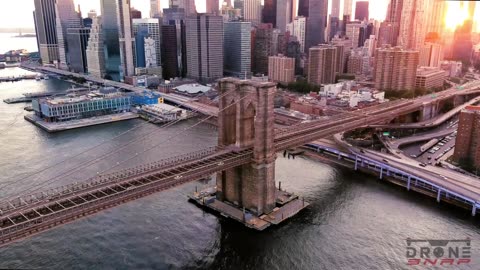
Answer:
[{"left": 1, "top": 78, "right": 480, "bottom": 247}]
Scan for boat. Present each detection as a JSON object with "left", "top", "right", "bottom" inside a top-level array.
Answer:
[
  {"left": 35, "top": 75, "right": 42, "bottom": 81},
  {"left": 43, "top": 75, "right": 50, "bottom": 80}
]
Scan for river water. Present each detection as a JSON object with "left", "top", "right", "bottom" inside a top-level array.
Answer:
[
  {"left": 0, "top": 68, "right": 479, "bottom": 269},
  {"left": 0, "top": 33, "right": 38, "bottom": 54}
]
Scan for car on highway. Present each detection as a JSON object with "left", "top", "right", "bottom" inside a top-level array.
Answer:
[
  {"left": 382, "top": 159, "right": 389, "bottom": 163},
  {"left": 419, "top": 163, "right": 427, "bottom": 167},
  {"left": 438, "top": 143, "right": 445, "bottom": 146}
]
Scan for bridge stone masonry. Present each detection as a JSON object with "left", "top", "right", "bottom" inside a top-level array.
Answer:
[{"left": 191, "top": 78, "right": 308, "bottom": 229}]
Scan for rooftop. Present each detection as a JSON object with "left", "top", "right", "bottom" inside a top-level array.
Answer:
[
  {"left": 42, "top": 91, "right": 128, "bottom": 106},
  {"left": 174, "top": 84, "right": 212, "bottom": 94},
  {"left": 465, "top": 105, "right": 480, "bottom": 112}
]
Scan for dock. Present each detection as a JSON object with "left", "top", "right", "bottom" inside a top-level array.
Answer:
[
  {"left": 189, "top": 186, "right": 309, "bottom": 231},
  {"left": 138, "top": 103, "right": 194, "bottom": 124},
  {"left": 3, "top": 88, "right": 90, "bottom": 104},
  {"left": 0, "top": 74, "right": 37, "bottom": 83},
  {"left": 24, "top": 112, "right": 139, "bottom": 132}
]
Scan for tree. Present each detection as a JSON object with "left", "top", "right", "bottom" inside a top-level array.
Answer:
[{"left": 474, "top": 62, "right": 480, "bottom": 72}]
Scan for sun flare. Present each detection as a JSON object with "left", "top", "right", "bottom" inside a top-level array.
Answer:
[{"left": 444, "top": 0, "right": 479, "bottom": 32}]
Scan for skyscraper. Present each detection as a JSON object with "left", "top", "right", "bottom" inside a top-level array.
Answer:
[
  {"left": 86, "top": 16, "right": 106, "bottom": 78},
  {"left": 354, "top": 1, "right": 369, "bottom": 21},
  {"left": 144, "top": 37, "right": 157, "bottom": 67},
  {"left": 374, "top": 46, "right": 419, "bottom": 91},
  {"left": 427, "top": 0, "right": 446, "bottom": 35},
  {"left": 66, "top": 27, "right": 90, "bottom": 73},
  {"left": 453, "top": 106, "right": 480, "bottom": 170},
  {"left": 170, "top": 0, "right": 196, "bottom": 16},
  {"left": 452, "top": 19, "right": 474, "bottom": 66},
  {"left": 100, "top": 0, "right": 121, "bottom": 80},
  {"left": 185, "top": 14, "right": 224, "bottom": 83},
  {"left": 286, "top": 40, "right": 302, "bottom": 74},
  {"left": 306, "top": 0, "right": 328, "bottom": 50},
  {"left": 332, "top": 43, "right": 345, "bottom": 74},
  {"left": 327, "top": 0, "right": 341, "bottom": 41},
  {"left": 252, "top": 23, "right": 273, "bottom": 75},
  {"left": 134, "top": 25, "right": 148, "bottom": 68},
  {"left": 292, "top": 16, "right": 306, "bottom": 53},
  {"left": 243, "top": 0, "right": 262, "bottom": 24},
  {"left": 150, "top": 0, "right": 162, "bottom": 18},
  {"left": 307, "top": 45, "right": 338, "bottom": 85},
  {"left": 163, "top": 7, "right": 187, "bottom": 78},
  {"left": 276, "top": 0, "right": 293, "bottom": 33},
  {"left": 298, "top": 0, "right": 309, "bottom": 17},
  {"left": 224, "top": 21, "right": 252, "bottom": 78},
  {"left": 34, "top": 0, "right": 59, "bottom": 64},
  {"left": 398, "top": 0, "right": 433, "bottom": 50},
  {"left": 331, "top": 0, "right": 340, "bottom": 18},
  {"left": 206, "top": 0, "right": 220, "bottom": 14},
  {"left": 55, "top": 0, "right": 82, "bottom": 69},
  {"left": 133, "top": 18, "right": 162, "bottom": 68},
  {"left": 377, "top": 0, "right": 403, "bottom": 47},
  {"left": 117, "top": 0, "right": 135, "bottom": 79},
  {"left": 345, "top": 22, "right": 363, "bottom": 49},
  {"left": 130, "top": 7, "right": 142, "bottom": 19},
  {"left": 344, "top": 0, "right": 353, "bottom": 16},
  {"left": 262, "top": 0, "right": 276, "bottom": 27},
  {"left": 419, "top": 42, "right": 443, "bottom": 67},
  {"left": 268, "top": 55, "right": 295, "bottom": 83},
  {"left": 161, "top": 24, "right": 180, "bottom": 79}
]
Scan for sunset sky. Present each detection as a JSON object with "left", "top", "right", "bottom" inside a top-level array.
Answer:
[
  {"left": 0, "top": 0, "right": 390, "bottom": 29},
  {"left": 0, "top": 0, "right": 477, "bottom": 32}
]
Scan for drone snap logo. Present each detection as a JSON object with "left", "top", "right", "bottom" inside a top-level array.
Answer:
[{"left": 406, "top": 238, "right": 471, "bottom": 266}]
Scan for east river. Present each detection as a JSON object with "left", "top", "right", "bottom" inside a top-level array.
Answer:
[{"left": 0, "top": 68, "right": 479, "bottom": 269}]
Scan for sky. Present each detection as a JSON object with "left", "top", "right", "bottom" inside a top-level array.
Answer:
[{"left": 0, "top": 0, "right": 391, "bottom": 30}]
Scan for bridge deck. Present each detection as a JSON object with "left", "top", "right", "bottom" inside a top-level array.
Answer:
[{"left": 0, "top": 149, "right": 252, "bottom": 246}]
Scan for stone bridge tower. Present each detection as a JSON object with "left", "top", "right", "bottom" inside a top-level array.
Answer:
[{"left": 216, "top": 78, "right": 277, "bottom": 216}]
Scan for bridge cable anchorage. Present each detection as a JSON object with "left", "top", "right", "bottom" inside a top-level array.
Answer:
[{"left": 0, "top": 89, "right": 242, "bottom": 205}]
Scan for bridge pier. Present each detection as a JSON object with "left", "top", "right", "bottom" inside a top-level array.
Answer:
[
  {"left": 472, "top": 205, "right": 477, "bottom": 217},
  {"left": 194, "top": 78, "right": 308, "bottom": 228},
  {"left": 379, "top": 167, "right": 383, "bottom": 179}
]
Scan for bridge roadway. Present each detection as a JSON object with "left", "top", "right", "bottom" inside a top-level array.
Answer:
[
  {"left": 369, "top": 95, "right": 480, "bottom": 129},
  {"left": 1, "top": 80, "right": 479, "bottom": 246}
]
